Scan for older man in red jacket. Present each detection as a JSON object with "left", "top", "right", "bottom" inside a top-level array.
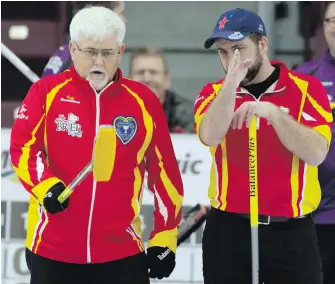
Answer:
[{"left": 10, "top": 6, "right": 183, "bottom": 284}]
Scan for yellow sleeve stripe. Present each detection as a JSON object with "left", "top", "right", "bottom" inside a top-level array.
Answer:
[
  {"left": 313, "top": 125, "right": 332, "bottom": 149},
  {"left": 20, "top": 79, "right": 72, "bottom": 174},
  {"left": 194, "top": 83, "right": 222, "bottom": 129},
  {"left": 31, "top": 177, "right": 64, "bottom": 205},
  {"left": 155, "top": 146, "right": 183, "bottom": 218},
  {"left": 306, "top": 92, "right": 333, "bottom": 123},
  {"left": 290, "top": 155, "right": 300, "bottom": 217},
  {"left": 121, "top": 84, "right": 155, "bottom": 218},
  {"left": 131, "top": 167, "right": 143, "bottom": 220},
  {"left": 195, "top": 113, "right": 205, "bottom": 134},
  {"left": 121, "top": 84, "right": 154, "bottom": 164},
  {"left": 17, "top": 114, "right": 46, "bottom": 186},
  {"left": 46, "top": 79, "right": 72, "bottom": 114},
  {"left": 148, "top": 228, "right": 178, "bottom": 253},
  {"left": 288, "top": 73, "right": 332, "bottom": 123},
  {"left": 194, "top": 91, "right": 216, "bottom": 127},
  {"left": 12, "top": 165, "right": 34, "bottom": 186},
  {"left": 288, "top": 73, "right": 308, "bottom": 123}
]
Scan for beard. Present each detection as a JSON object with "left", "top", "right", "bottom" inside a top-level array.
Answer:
[
  {"left": 87, "top": 74, "right": 108, "bottom": 91},
  {"left": 240, "top": 48, "right": 263, "bottom": 86},
  {"left": 89, "top": 78, "right": 108, "bottom": 91}
]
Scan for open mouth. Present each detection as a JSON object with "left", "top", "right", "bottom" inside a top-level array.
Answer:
[{"left": 91, "top": 71, "right": 104, "bottom": 75}]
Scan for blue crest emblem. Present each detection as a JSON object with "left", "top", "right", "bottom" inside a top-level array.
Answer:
[{"left": 113, "top": 116, "right": 137, "bottom": 145}]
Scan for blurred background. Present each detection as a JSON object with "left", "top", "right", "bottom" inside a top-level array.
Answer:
[{"left": 1, "top": 1, "right": 332, "bottom": 284}]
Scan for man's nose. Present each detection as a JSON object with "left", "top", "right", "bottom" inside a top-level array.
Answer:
[
  {"left": 143, "top": 70, "right": 152, "bottom": 82},
  {"left": 94, "top": 52, "right": 104, "bottom": 65}
]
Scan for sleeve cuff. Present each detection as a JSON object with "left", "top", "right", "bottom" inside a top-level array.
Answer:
[
  {"left": 148, "top": 228, "right": 178, "bottom": 253},
  {"left": 31, "top": 177, "right": 65, "bottom": 205}
]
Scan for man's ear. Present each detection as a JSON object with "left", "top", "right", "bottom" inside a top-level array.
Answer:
[
  {"left": 69, "top": 41, "right": 76, "bottom": 61},
  {"left": 119, "top": 43, "right": 126, "bottom": 55},
  {"left": 117, "top": 43, "right": 126, "bottom": 64},
  {"left": 259, "top": 36, "right": 268, "bottom": 54}
]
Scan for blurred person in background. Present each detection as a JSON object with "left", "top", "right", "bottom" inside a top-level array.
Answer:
[
  {"left": 42, "top": 1, "right": 126, "bottom": 77},
  {"left": 129, "top": 47, "right": 194, "bottom": 133},
  {"left": 295, "top": 2, "right": 335, "bottom": 283}
]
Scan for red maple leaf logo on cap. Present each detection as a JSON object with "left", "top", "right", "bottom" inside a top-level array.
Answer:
[{"left": 219, "top": 17, "right": 229, "bottom": 30}]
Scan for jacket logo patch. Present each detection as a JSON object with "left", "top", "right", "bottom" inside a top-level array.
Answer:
[
  {"left": 16, "top": 104, "right": 29, "bottom": 120},
  {"left": 55, "top": 113, "right": 83, "bottom": 138},
  {"left": 113, "top": 116, "right": 137, "bottom": 145}
]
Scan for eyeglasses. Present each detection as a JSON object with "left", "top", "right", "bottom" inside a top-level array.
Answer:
[
  {"left": 324, "top": 17, "right": 335, "bottom": 28},
  {"left": 75, "top": 42, "right": 120, "bottom": 60}
]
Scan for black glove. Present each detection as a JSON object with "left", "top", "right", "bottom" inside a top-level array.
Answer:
[
  {"left": 43, "top": 182, "right": 69, "bottom": 214},
  {"left": 147, "top": 246, "right": 176, "bottom": 279}
]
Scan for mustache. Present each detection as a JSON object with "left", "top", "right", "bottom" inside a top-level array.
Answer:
[{"left": 90, "top": 67, "right": 106, "bottom": 73}]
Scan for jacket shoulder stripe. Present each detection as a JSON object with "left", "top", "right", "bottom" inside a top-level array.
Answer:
[{"left": 46, "top": 78, "right": 72, "bottom": 114}]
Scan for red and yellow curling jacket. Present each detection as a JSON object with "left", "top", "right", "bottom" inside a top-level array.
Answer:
[
  {"left": 194, "top": 61, "right": 333, "bottom": 218},
  {"left": 10, "top": 67, "right": 184, "bottom": 264}
]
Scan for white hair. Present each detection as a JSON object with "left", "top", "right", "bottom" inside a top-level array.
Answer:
[{"left": 69, "top": 5, "right": 125, "bottom": 44}]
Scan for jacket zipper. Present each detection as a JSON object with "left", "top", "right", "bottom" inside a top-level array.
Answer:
[
  {"left": 86, "top": 81, "right": 113, "bottom": 264},
  {"left": 87, "top": 91, "right": 101, "bottom": 263}
]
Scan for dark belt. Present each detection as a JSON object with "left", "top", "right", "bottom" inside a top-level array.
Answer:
[{"left": 236, "top": 213, "right": 311, "bottom": 225}]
